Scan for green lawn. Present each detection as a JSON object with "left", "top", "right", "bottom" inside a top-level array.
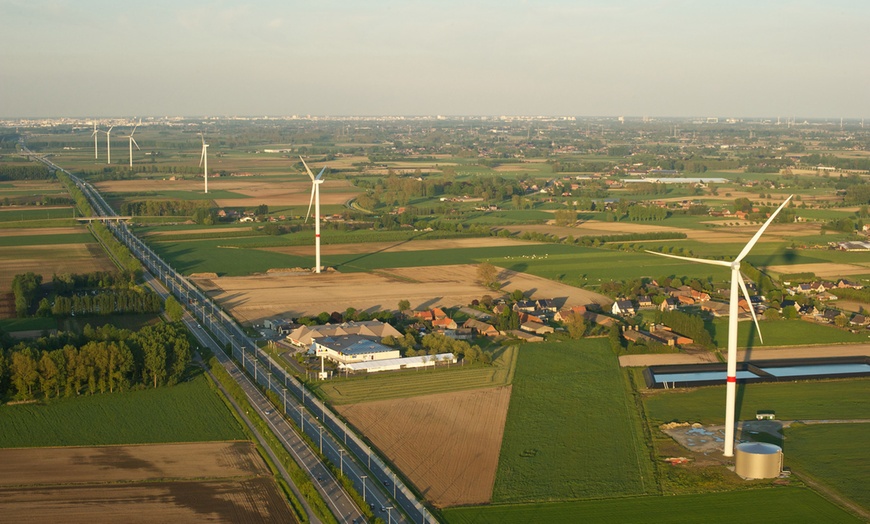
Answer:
[
  {"left": 0, "top": 317, "right": 57, "bottom": 332},
  {"left": 709, "top": 318, "right": 869, "bottom": 349},
  {"left": 314, "top": 346, "right": 517, "bottom": 405},
  {"left": 786, "top": 423, "right": 870, "bottom": 513},
  {"left": 0, "top": 372, "right": 245, "bottom": 447},
  {"left": 644, "top": 379, "right": 870, "bottom": 425},
  {"left": 442, "top": 488, "right": 861, "bottom": 524},
  {"left": 492, "top": 339, "right": 654, "bottom": 503}
]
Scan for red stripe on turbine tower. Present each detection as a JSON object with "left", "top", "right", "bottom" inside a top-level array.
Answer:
[{"left": 727, "top": 376, "right": 737, "bottom": 383}]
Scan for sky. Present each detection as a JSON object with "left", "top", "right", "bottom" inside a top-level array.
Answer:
[{"left": 1, "top": 0, "right": 868, "bottom": 118}]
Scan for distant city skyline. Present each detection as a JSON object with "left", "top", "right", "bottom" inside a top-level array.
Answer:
[{"left": 2, "top": 0, "right": 868, "bottom": 119}]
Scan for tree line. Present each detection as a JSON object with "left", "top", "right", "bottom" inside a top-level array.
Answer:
[
  {"left": 0, "top": 322, "right": 191, "bottom": 401},
  {"left": 654, "top": 309, "right": 714, "bottom": 348},
  {"left": 0, "top": 164, "right": 53, "bottom": 180},
  {"left": 119, "top": 199, "right": 211, "bottom": 217}
]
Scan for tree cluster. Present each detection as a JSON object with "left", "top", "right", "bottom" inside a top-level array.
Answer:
[
  {"left": 654, "top": 309, "right": 714, "bottom": 348},
  {"left": 12, "top": 273, "right": 42, "bottom": 317},
  {"left": 119, "top": 199, "right": 211, "bottom": 217},
  {"left": 0, "top": 322, "right": 191, "bottom": 401},
  {"left": 0, "top": 164, "right": 53, "bottom": 180}
]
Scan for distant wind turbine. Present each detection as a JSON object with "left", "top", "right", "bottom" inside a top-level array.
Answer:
[
  {"left": 199, "top": 133, "right": 209, "bottom": 194},
  {"left": 105, "top": 126, "right": 114, "bottom": 165},
  {"left": 91, "top": 122, "right": 99, "bottom": 159},
  {"left": 301, "top": 156, "right": 327, "bottom": 274},
  {"left": 646, "top": 195, "right": 793, "bottom": 457},
  {"left": 126, "top": 121, "right": 140, "bottom": 168}
]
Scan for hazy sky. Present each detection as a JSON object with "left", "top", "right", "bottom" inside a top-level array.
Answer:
[{"left": 2, "top": 0, "right": 868, "bottom": 118}]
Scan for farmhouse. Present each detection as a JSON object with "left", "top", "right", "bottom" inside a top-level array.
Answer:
[
  {"left": 554, "top": 305, "right": 587, "bottom": 322},
  {"left": 311, "top": 334, "right": 401, "bottom": 365},
  {"left": 611, "top": 300, "right": 635, "bottom": 316},
  {"left": 507, "top": 330, "right": 544, "bottom": 342},
  {"left": 287, "top": 320, "right": 402, "bottom": 347},
  {"left": 463, "top": 319, "right": 499, "bottom": 337},
  {"left": 520, "top": 322, "right": 554, "bottom": 335}
]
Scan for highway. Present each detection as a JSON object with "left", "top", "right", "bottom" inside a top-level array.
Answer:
[{"left": 23, "top": 142, "right": 436, "bottom": 524}]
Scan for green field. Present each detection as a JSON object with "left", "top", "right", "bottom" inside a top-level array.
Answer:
[
  {"left": 709, "top": 318, "right": 869, "bottom": 348},
  {"left": 492, "top": 339, "right": 654, "bottom": 503},
  {"left": 314, "top": 346, "right": 517, "bottom": 404},
  {"left": 786, "top": 423, "right": 870, "bottom": 513},
  {"left": 442, "top": 488, "right": 862, "bottom": 523},
  {"left": 0, "top": 372, "right": 245, "bottom": 447},
  {"left": 0, "top": 317, "right": 57, "bottom": 332},
  {"left": 0, "top": 232, "right": 94, "bottom": 247},
  {"left": 0, "top": 207, "right": 76, "bottom": 221},
  {"left": 643, "top": 379, "right": 870, "bottom": 425}
]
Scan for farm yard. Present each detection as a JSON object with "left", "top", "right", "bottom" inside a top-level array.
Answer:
[{"left": 0, "top": 442, "right": 296, "bottom": 524}]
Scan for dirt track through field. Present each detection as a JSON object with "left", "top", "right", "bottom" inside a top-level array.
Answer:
[
  {"left": 202, "top": 263, "right": 610, "bottom": 323},
  {"left": 337, "top": 386, "right": 512, "bottom": 507}
]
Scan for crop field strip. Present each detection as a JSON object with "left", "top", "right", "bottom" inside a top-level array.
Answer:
[
  {"left": 442, "top": 487, "right": 862, "bottom": 523},
  {"left": 0, "top": 373, "right": 246, "bottom": 447},
  {"left": 492, "top": 339, "right": 655, "bottom": 503}
]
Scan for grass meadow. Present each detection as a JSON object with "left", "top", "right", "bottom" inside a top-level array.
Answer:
[
  {"left": 786, "top": 423, "right": 870, "bottom": 513},
  {"left": 314, "top": 346, "right": 517, "bottom": 405},
  {"left": 0, "top": 207, "right": 77, "bottom": 222},
  {"left": 708, "top": 318, "right": 869, "bottom": 348},
  {"left": 491, "top": 339, "right": 655, "bottom": 503},
  {"left": 0, "top": 373, "right": 245, "bottom": 447},
  {"left": 0, "top": 232, "right": 94, "bottom": 247},
  {"left": 643, "top": 379, "right": 870, "bottom": 425},
  {"left": 442, "top": 487, "right": 861, "bottom": 524}
]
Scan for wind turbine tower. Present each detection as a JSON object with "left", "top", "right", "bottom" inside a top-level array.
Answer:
[
  {"left": 105, "top": 126, "right": 114, "bottom": 165},
  {"left": 91, "top": 122, "right": 99, "bottom": 159},
  {"left": 126, "top": 121, "right": 140, "bottom": 168},
  {"left": 646, "top": 196, "right": 793, "bottom": 457},
  {"left": 199, "top": 133, "right": 209, "bottom": 194},
  {"left": 301, "top": 156, "right": 327, "bottom": 274}
]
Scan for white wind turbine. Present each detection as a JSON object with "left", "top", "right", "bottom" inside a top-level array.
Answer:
[
  {"left": 126, "top": 121, "right": 140, "bottom": 168},
  {"left": 646, "top": 195, "right": 792, "bottom": 457},
  {"left": 91, "top": 122, "right": 99, "bottom": 159},
  {"left": 199, "top": 133, "right": 209, "bottom": 194},
  {"left": 105, "top": 126, "right": 114, "bottom": 164},
  {"left": 301, "top": 156, "right": 327, "bottom": 274}
]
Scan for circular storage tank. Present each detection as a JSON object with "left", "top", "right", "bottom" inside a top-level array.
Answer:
[{"left": 735, "top": 442, "right": 783, "bottom": 479}]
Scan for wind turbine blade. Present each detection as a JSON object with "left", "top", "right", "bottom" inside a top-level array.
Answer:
[
  {"left": 305, "top": 184, "right": 316, "bottom": 222},
  {"left": 131, "top": 137, "right": 140, "bottom": 150},
  {"left": 131, "top": 123, "right": 138, "bottom": 136},
  {"left": 300, "top": 156, "right": 315, "bottom": 181},
  {"left": 734, "top": 195, "right": 794, "bottom": 262},
  {"left": 737, "top": 275, "right": 763, "bottom": 344},
  {"left": 644, "top": 250, "right": 731, "bottom": 268},
  {"left": 199, "top": 147, "right": 206, "bottom": 167},
  {"left": 316, "top": 167, "right": 326, "bottom": 180}
]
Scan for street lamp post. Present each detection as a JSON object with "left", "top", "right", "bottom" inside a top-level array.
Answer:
[
  {"left": 361, "top": 475, "right": 367, "bottom": 502},
  {"left": 319, "top": 426, "right": 323, "bottom": 454},
  {"left": 299, "top": 404, "right": 304, "bottom": 432},
  {"left": 386, "top": 506, "right": 393, "bottom": 524},
  {"left": 339, "top": 449, "right": 345, "bottom": 477}
]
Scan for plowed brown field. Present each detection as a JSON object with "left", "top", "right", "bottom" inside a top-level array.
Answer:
[
  {"left": 337, "top": 386, "right": 512, "bottom": 507},
  {"left": 0, "top": 442, "right": 295, "bottom": 524},
  {"left": 0, "top": 244, "right": 116, "bottom": 295},
  {"left": 202, "top": 263, "right": 610, "bottom": 324}
]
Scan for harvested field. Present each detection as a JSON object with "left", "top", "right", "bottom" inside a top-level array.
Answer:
[
  {"left": 620, "top": 342, "right": 870, "bottom": 368},
  {"left": 260, "top": 237, "right": 543, "bottom": 256},
  {"left": 0, "top": 226, "right": 84, "bottom": 237},
  {"left": 767, "top": 262, "right": 870, "bottom": 279},
  {"left": 0, "top": 243, "right": 116, "bottom": 293},
  {"left": 0, "top": 442, "right": 295, "bottom": 524},
  {"left": 337, "top": 386, "right": 512, "bottom": 507},
  {"left": 509, "top": 220, "right": 810, "bottom": 244},
  {"left": 200, "top": 263, "right": 610, "bottom": 324}
]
